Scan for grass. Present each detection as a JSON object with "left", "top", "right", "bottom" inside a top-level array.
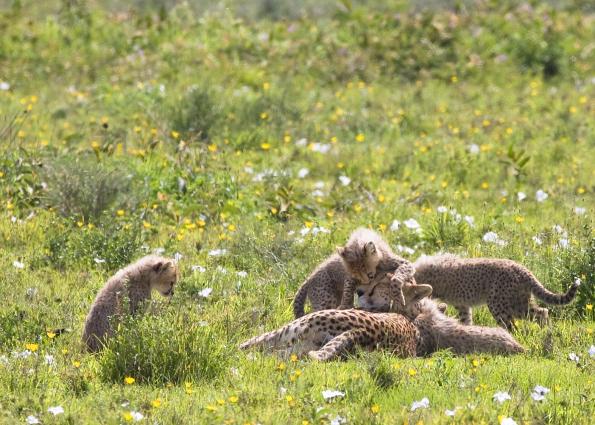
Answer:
[{"left": 0, "top": 0, "right": 593, "bottom": 423}]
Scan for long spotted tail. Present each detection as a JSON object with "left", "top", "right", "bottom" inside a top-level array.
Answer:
[
  {"left": 292, "top": 281, "right": 310, "bottom": 318},
  {"left": 239, "top": 320, "right": 303, "bottom": 352},
  {"left": 526, "top": 269, "right": 580, "bottom": 305}
]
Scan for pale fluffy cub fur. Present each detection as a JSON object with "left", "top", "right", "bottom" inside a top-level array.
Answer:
[
  {"left": 292, "top": 228, "right": 413, "bottom": 318},
  {"left": 82, "top": 255, "right": 179, "bottom": 352},
  {"left": 359, "top": 276, "right": 525, "bottom": 355},
  {"left": 414, "top": 254, "right": 580, "bottom": 329},
  {"left": 240, "top": 308, "right": 419, "bottom": 361}
]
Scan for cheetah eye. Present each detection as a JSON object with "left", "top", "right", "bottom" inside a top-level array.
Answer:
[{"left": 367, "top": 272, "right": 375, "bottom": 279}]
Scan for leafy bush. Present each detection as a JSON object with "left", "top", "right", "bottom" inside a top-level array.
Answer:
[
  {"left": 97, "top": 309, "right": 231, "bottom": 384},
  {"left": 41, "top": 156, "right": 134, "bottom": 221},
  {"left": 45, "top": 219, "right": 143, "bottom": 271},
  {"left": 170, "top": 86, "right": 221, "bottom": 141},
  {"left": 422, "top": 210, "right": 470, "bottom": 250}
]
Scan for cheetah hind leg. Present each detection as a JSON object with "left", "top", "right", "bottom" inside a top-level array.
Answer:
[
  {"left": 487, "top": 302, "right": 515, "bottom": 331},
  {"left": 308, "top": 329, "right": 367, "bottom": 361},
  {"left": 455, "top": 305, "right": 473, "bottom": 325},
  {"left": 310, "top": 287, "right": 342, "bottom": 312}
]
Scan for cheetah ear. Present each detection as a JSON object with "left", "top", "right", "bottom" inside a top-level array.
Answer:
[
  {"left": 337, "top": 246, "right": 347, "bottom": 258},
  {"left": 404, "top": 284, "right": 432, "bottom": 304},
  {"left": 152, "top": 260, "right": 171, "bottom": 274},
  {"left": 364, "top": 241, "right": 376, "bottom": 256}
]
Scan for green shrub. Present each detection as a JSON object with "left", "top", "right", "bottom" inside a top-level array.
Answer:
[
  {"left": 41, "top": 156, "right": 133, "bottom": 221},
  {"left": 97, "top": 309, "right": 231, "bottom": 384},
  {"left": 170, "top": 86, "right": 221, "bottom": 141}
]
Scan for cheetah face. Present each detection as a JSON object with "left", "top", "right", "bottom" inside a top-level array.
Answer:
[
  {"left": 359, "top": 280, "right": 433, "bottom": 318},
  {"left": 338, "top": 241, "right": 381, "bottom": 284},
  {"left": 151, "top": 260, "right": 179, "bottom": 297}
]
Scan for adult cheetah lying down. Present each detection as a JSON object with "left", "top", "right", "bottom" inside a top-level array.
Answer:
[
  {"left": 413, "top": 254, "right": 580, "bottom": 329},
  {"left": 359, "top": 275, "right": 525, "bottom": 355},
  {"left": 82, "top": 255, "right": 179, "bottom": 352},
  {"left": 240, "top": 309, "right": 419, "bottom": 361}
]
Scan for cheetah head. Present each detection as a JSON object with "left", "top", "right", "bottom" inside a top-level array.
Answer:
[
  {"left": 338, "top": 240, "right": 381, "bottom": 284},
  {"left": 358, "top": 279, "right": 433, "bottom": 319},
  {"left": 150, "top": 259, "right": 179, "bottom": 297}
]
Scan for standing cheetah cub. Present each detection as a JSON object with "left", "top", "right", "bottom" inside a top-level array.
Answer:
[
  {"left": 413, "top": 254, "right": 580, "bottom": 329},
  {"left": 240, "top": 309, "right": 419, "bottom": 361},
  {"left": 359, "top": 276, "right": 525, "bottom": 355},
  {"left": 292, "top": 228, "right": 413, "bottom": 318},
  {"left": 82, "top": 255, "right": 179, "bottom": 352}
]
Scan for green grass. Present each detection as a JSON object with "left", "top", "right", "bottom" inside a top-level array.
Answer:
[{"left": 0, "top": 0, "right": 593, "bottom": 423}]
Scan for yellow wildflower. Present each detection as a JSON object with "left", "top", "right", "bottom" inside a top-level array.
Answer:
[{"left": 124, "top": 376, "right": 135, "bottom": 385}]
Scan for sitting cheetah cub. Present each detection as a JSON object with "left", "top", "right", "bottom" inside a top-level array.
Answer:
[
  {"left": 359, "top": 276, "right": 525, "bottom": 355},
  {"left": 292, "top": 228, "right": 413, "bottom": 318},
  {"left": 414, "top": 254, "right": 580, "bottom": 329},
  {"left": 82, "top": 255, "right": 179, "bottom": 352},
  {"left": 240, "top": 309, "right": 419, "bottom": 361}
]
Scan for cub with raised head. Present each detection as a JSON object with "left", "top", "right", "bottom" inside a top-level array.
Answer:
[
  {"left": 240, "top": 308, "right": 419, "bottom": 361},
  {"left": 82, "top": 255, "right": 179, "bottom": 352},
  {"left": 413, "top": 254, "right": 580, "bottom": 329},
  {"left": 358, "top": 275, "right": 525, "bottom": 356},
  {"left": 292, "top": 228, "right": 413, "bottom": 318}
]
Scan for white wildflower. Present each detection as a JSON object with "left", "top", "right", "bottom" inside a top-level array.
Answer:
[
  {"left": 237, "top": 271, "right": 248, "bottom": 278},
  {"left": 0, "top": 81, "right": 10, "bottom": 91},
  {"left": 532, "top": 235, "right": 543, "bottom": 245},
  {"left": 463, "top": 215, "right": 475, "bottom": 226},
  {"left": 311, "top": 226, "right": 330, "bottom": 236},
  {"left": 568, "top": 352, "right": 579, "bottom": 363},
  {"left": 311, "top": 189, "right": 325, "bottom": 197},
  {"left": 216, "top": 266, "right": 227, "bottom": 274},
  {"left": 300, "top": 227, "right": 310, "bottom": 236},
  {"left": 500, "top": 418, "right": 517, "bottom": 425},
  {"left": 279, "top": 386, "right": 287, "bottom": 395},
  {"left": 94, "top": 257, "right": 106, "bottom": 264},
  {"left": 390, "top": 220, "right": 401, "bottom": 231},
  {"left": 404, "top": 218, "right": 421, "bottom": 230},
  {"left": 330, "top": 415, "right": 347, "bottom": 425},
  {"left": 191, "top": 265, "right": 206, "bottom": 273},
  {"left": 208, "top": 249, "right": 227, "bottom": 256},
  {"left": 295, "top": 138, "right": 307, "bottom": 147},
  {"left": 314, "top": 181, "right": 325, "bottom": 189},
  {"left": 297, "top": 168, "right": 309, "bottom": 178},
  {"left": 468, "top": 144, "right": 480, "bottom": 154},
  {"left": 153, "top": 247, "right": 166, "bottom": 255},
  {"left": 173, "top": 252, "right": 183, "bottom": 263},
  {"left": 410, "top": 397, "right": 429, "bottom": 411},
  {"left": 437, "top": 206, "right": 448, "bottom": 213},
  {"left": 47, "top": 406, "right": 64, "bottom": 415},
  {"left": 517, "top": 192, "right": 527, "bottom": 201},
  {"left": 44, "top": 355, "right": 55, "bottom": 366},
  {"left": 535, "top": 189, "right": 548, "bottom": 202},
  {"left": 338, "top": 175, "right": 351, "bottom": 186},
  {"left": 198, "top": 288, "right": 213, "bottom": 298},
  {"left": 531, "top": 385, "right": 550, "bottom": 401},
  {"left": 26, "top": 416, "right": 40, "bottom": 425},
  {"left": 574, "top": 277, "right": 582, "bottom": 286},
  {"left": 445, "top": 408, "right": 457, "bottom": 417},
  {"left": 244, "top": 166, "right": 254, "bottom": 174},
  {"left": 483, "top": 232, "right": 506, "bottom": 246},
  {"left": 493, "top": 391, "right": 511, "bottom": 404},
  {"left": 322, "top": 390, "right": 345, "bottom": 401},
  {"left": 13, "top": 260, "right": 24, "bottom": 269},
  {"left": 311, "top": 143, "right": 331, "bottom": 153},
  {"left": 574, "top": 207, "right": 586, "bottom": 215},
  {"left": 557, "top": 238, "right": 569, "bottom": 249},
  {"left": 130, "top": 411, "right": 144, "bottom": 421},
  {"left": 396, "top": 245, "right": 415, "bottom": 255},
  {"left": 588, "top": 345, "right": 595, "bottom": 358}
]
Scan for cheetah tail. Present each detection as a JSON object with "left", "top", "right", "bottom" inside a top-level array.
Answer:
[
  {"left": 239, "top": 322, "right": 296, "bottom": 352},
  {"left": 292, "top": 281, "right": 310, "bottom": 318},
  {"left": 528, "top": 272, "right": 580, "bottom": 305}
]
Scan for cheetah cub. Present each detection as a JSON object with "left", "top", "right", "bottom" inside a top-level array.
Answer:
[
  {"left": 359, "top": 276, "right": 525, "bottom": 356},
  {"left": 292, "top": 228, "right": 413, "bottom": 318},
  {"left": 414, "top": 254, "right": 580, "bottom": 329},
  {"left": 240, "top": 309, "right": 419, "bottom": 361},
  {"left": 82, "top": 255, "right": 179, "bottom": 352}
]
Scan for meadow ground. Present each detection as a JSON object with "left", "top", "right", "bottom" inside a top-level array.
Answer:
[{"left": 0, "top": 0, "right": 593, "bottom": 424}]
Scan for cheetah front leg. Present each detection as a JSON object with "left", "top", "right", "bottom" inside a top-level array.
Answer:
[
  {"left": 337, "top": 278, "right": 357, "bottom": 310},
  {"left": 308, "top": 329, "right": 368, "bottom": 361},
  {"left": 388, "top": 262, "right": 414, "bottom": 306},
  {"left": 455, "top": 305, "right": 473, "bottom": 325}
]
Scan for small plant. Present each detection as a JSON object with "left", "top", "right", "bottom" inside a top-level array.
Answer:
[
  {"left": 422, "top": 210, "right": 469, "bottom": 250},
  {"left": 500, "top": 144, "right": 531, "bottom": 180},
  {"left": 170, "top": 86, "right": 221, "bottom": 141},
  {"left": 41, "top": 156, "right": 133, "bottom": 221},
  {"left": 97, "top": 309, "right": 231, "bottom": 385}
]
